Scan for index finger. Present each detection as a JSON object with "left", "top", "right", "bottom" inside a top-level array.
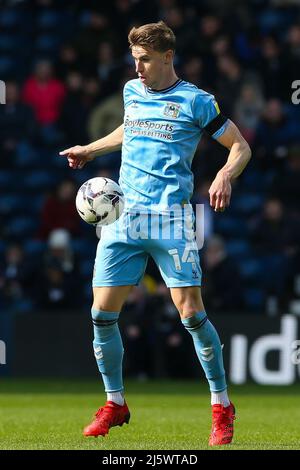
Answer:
[{"left": 59, "top": 148, "right": 72, "bottom": 156}]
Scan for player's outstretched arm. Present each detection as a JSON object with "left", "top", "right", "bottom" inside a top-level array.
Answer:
[
  {"left": 59, "top": 124, "right": 124, "bottom": 169},
  {"left": 209, "top": 120, "right": 251, "bottom": 212}
]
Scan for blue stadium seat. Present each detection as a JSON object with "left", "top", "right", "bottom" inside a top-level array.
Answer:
[
  {"left": 24, "top": 239, "right": 47, "bottom": 256},
  {"left": 37, "top": 10, "right": 64, "bottom": 29},
  {"left": 0, "top": 239, "right": 6, "bottom": 258},
  {"left": 15, "top": 142, "right": 39, "bottom": 168},
  {"left": 0, "top": 34, "right": 20, "bottom": 51},
  {"left": 71, "top": 238, "right": 96, "bottom": 258},
  {"left": 214, "top": 214, "right": 248, "bottom": 238},
  {"left": 35, "top": 34, "right": 60, "bottom": 53},
  {"left": 226, "top": 239, "right": 251, "bottom": 260},
  {"left": 23, "top": 171, "right": 57, "bottom": 191},
  {"left": 0, "top": 195, "right": 24, "bottom": 215},
  {"left": 80, "top": 259, "right": 94, "bottom": 278},
  {"left": 230, "top": 193, "right": 265, "bottom": 216},
  {"left": 238, "top": 258, "right": 264, "bottom": 283},
  {"left": 6, "top": 216, "right": 37, "bottom": 238},
  {"left": 243, "top": 288, "right": 265, "bottom": 312},
  {"left": 0, "top": 56, "right": 15, "bottom": 76},
  {"left": 240, "top": 169, "right": 274, "bottom": 192},
  {"left": 84, "top": 283, "right": 92, "bottom": 302},
  {"left": 72, "top": 169, "right": 95, "bottom": 186},
  {"left": 0, "top": 9, "right": 22, "bottom": 29},
  {"left": 0, "top": 171, "right": 16, "bottom": 190}
]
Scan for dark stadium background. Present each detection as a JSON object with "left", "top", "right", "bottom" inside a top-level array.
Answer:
[{"left": 0, "top": 0, "right": 300, "bottom": 384}]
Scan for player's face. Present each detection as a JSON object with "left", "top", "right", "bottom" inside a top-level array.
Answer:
[{"left": 131, "top": 46, "right": 172, "bottom": 89}]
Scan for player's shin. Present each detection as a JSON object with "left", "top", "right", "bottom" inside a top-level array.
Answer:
[
  {"left": 181, "top": 311, "right": 230, "bottom": 406},
  {"left": 91, "top": 309, "right": 124, "bottom": 403}
]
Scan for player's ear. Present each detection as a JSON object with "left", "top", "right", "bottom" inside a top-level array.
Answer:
[{"left": 164, "top": 49, "right": 173, "bottom": 64}]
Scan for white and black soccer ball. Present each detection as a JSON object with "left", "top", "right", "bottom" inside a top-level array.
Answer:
[{"left": 75, "top": 177, "right": 124, "bottom": 226}]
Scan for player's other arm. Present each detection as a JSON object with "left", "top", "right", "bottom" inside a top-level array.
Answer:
[
  {"left": 59, "top": 124, "right": 124, "bottom": 169},
  {"left": 209, "top": 120, "right": 251, "bottom": 212}
]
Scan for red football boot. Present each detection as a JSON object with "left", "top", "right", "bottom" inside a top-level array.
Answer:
[
  {"left": 209, "top": 402, "right": 236, "bottom": 446},
  {"left": 83, "top": 401, "right": 130, "bottom": 437}
]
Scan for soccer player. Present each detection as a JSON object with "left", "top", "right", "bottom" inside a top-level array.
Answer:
[{"left": 60, "top": 21, "right": 251, "bottom": 446}]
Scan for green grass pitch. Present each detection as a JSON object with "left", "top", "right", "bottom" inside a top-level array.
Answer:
[{"left": 0, "top": 379, "right": 299, "bottom": 450}]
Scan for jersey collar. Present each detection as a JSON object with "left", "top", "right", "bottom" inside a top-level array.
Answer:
[{"left": 146, "top": 78, "right": 182, "bottom": 94}]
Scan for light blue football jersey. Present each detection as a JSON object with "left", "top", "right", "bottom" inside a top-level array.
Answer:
[{"left": 120, "top": 78, "right": 228, "bottom": 213}]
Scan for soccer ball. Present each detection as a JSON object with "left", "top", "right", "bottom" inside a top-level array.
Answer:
[{"left": 75, "top": 177, "right": 124, "bottom": 226}]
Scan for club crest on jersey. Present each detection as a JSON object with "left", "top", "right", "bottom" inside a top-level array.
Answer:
[{"left": 163, "top": 102, "right": 180, "bottom": 118}]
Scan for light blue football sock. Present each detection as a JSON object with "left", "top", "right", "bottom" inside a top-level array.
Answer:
[
  {"left": 91, "top": 309, "right": 124, "bottom": 393},
  {"left": 182, "top": 311, "right": 227, "bottom": 392}
]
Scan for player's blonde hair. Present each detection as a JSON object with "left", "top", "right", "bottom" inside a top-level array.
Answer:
[{"left": 128, "top": 21, "right": 176, "bottom": 52}]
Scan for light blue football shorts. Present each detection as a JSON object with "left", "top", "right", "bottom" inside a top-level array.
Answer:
[{"left": 93, "top": 211, "right": 202, "bottom": 288}]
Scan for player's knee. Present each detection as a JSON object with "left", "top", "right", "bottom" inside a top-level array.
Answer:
[
  {"left": 92, "top": 301, "right": 117, "bottom": 313},
  {"left": 180, "top": 307, "right": 200, "bottom": 319},
  {"left": 175, "top": 300, "right": 199, "bottom": 318}
]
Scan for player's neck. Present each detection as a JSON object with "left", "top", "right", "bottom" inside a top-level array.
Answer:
[{"left": 149, "top": 70, "right": 179, "bottom": 92}]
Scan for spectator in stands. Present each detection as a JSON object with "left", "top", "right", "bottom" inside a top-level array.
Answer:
[
  {"left": 38, "top": 179, "right": 80, "bottom": 239},
  {"left": 59, "top": 71, "right": 101, "bottom": 146},
  {"left": 74, "top": 12, "right": 117, "bottom": 68},
  {"left": 181, "top": 57, "right": 204, "bottom": 89},
  {"left": 250, "top": 197, "right": 299, "bottom": 257},
  {"left": 56, "top": 43, "right": 81, "bottom": 80},
  {"left": 0, "top": 243, "right": 36, "bottom": 312},
  {"left": 0, "top": 81, "right": 36, "bottom": 168},
  {"left": 94, "top": 41, "right": 122, "bottom": 95},
  {"left": 234, "top": 83, "right": 264, "bottom": 144},
  {"left": 250, "top": 197, "right": 300, "bottom": 312},
  {"left": 254, "top": 98, "right": 299, "bottom": 166},
  {"left": 259, "top": 36, "right": 285, "bottom": 100},
  {"left": 270, "top": 146, "right": 300, "bottom": 214},
  {"left": 36, "top": 229, "right": 82, "bottom": 311},
  {"left": 202, "top": 235, "right": 244, "bottom": 312},
  {"left": 22, "top": 60, "right": 66, "bottom": 126},
  {"left": 283, "top": 24, "right": 300, "bottom": 96},
  {"left": 88, "top": 71, "right": 135, "bottom": 141},
  {"left": 216, "top": 55, "right": 245, "bottom": 116}
]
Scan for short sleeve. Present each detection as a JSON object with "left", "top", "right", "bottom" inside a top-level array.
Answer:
[{"left": 193, "top": 92, "right": 228, "bottom": 139}]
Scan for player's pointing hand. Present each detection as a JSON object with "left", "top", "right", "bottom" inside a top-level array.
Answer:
[{"left": 59, "top": 145, "right": 95, "bottom": 169}]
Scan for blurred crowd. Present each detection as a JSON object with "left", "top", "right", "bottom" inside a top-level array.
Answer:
[{"left": 0, "top": 0, "right": 300, "bottom": 341}]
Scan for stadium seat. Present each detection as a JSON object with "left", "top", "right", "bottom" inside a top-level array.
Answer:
[
  {"left": 24, "top": 239, "right": 47, "bottom": 256},
  {"left": 238, "top": 258, "right": 265, "bottom": 283},
  {"left": 6, "top": 216, "right": 37, "bottom": 238},
  {"left": 243, "top": 287, "right": 265, "bottom": 312},
  {"left": 226, "top": 239, "right": 252, "bottom": 260},
  {"left": 0, "top": 56, "right": 15, "bottom": 76},
  {"left": 0, "top": 239, "right": 6, "bottom": 258},
  {"left": 0, "top": 195, "right": 25, "bottom": 215},
  {"left": 80, "top": 259, "right": 94, "bottom": 278},
  {"left": 35, "top": 34, "right": 60, "bottom": 53},
  {"left": 0, "top": 9, "right": 22, "bottom": 29},
  {"left": 230, "top": 193, "right": 265, "bottom": 216},
  {"left": 23, "top": 171, "right": 57, "bottom": 191},
  {"left": 36, "top": 10, "right": 64, "bottom": 30},
  {"left": 72, "top": 169, "right": 95, "bottom": 186},
  {"left": 71, "top": 238, "right": 96, "bottom": 258},
  {"left": 0, "top": 34, "right": 20, "bottom": 52},
  {"left": 214, "top": 214, "right": 248, "bottom": 238},
  {"left": 240, "top": 169, "right": 274, "bottom": 192},
  {"left": 0, "top": 171, "right": 16, "bottom": 190},
  {"left": 15, "top": 143, "right": 39, "bottom": 168}
]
